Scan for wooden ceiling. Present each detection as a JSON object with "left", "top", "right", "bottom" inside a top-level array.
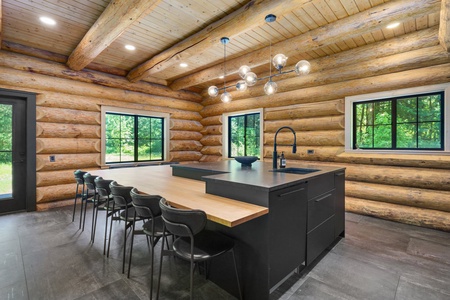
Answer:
[{"left": 0, "top": 0, "right": 444, "bottom": 95}]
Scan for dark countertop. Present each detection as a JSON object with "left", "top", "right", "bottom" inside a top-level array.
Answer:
[{"left": 171, "top": 160, "right": 345, "bottom": 191}]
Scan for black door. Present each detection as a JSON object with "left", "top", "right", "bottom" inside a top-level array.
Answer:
[{"left": 0, "top": 97, "right": 27, "bottom": 213}]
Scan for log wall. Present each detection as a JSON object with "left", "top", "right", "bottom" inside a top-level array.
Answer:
[
  {"left": 199, "top": 27, "right": 450, "bottom": 231},
  {"left": 0, "top": 52, "right": 203, "bottom": 210}
]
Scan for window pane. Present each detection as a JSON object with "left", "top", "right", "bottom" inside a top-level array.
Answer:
[
  {"left": 105, "top": 139, "right": 121, "bottom": 163},
  {"left": 373, "top": 125, "right": 392, "bottom": 148},
  {"left": 138, "top": 117, "right": 150, "bottom": 139},
  {"left": 151, "top": 118, "right": 163, "bottom": 139},
  {"left": 230, "top": 116, "right": 245, "bottom": 157},
  {"left": 121, "top": 139, "right": 134, "bottom": 161},
  {"left": 373, "top": 101, "right": 391, "bottom": 125},
  {"left": 418, "top": 95, "right": 441, "bottom": 122},
  {"left": 397, "top": 97, "right": 417, "bottom": 123},
  {"left": 106, "top": 114, "right": 120, "bottom": 139},
  {"left": 397, "top": 124, "right": 417, "bottom": 148},
  {"left": 120, "top": 115, "right": 134, "bottom": 139},
  {"left": 151, "top": 140, "right": 163, "bottom": 160},
  {"left": 355, "top": 126, "right": 373, "bottom": 148},
  {"left": 138, "top": 139, "right": 150, "bottom": 161},
  {"left": 418, "top": 122, "right": 441, "bottom": 148}
]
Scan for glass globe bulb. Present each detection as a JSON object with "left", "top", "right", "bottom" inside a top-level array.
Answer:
[
  {"left": 264, "top": 80, "right": 278, "bottom": 95},
  {"left": 236, "top": 80, "right": 248, "bottom": 92},
  {"left": 238, "top": 65, "right": 251, "bottom": 79},
  {"left": 272, "top": 54, "right": 288, "bottom": 70},
  {"left": 221, "top": 91, "right": 232, "bottom": 103},
  {"left": 295, "top": 60, "right": 311, "bottom": 76},
  {"left": 208, "top": 86, "right": 219, "bottom": 97},
  {"left": 244, "top": 72, "right": 258, "bottom": 86}
]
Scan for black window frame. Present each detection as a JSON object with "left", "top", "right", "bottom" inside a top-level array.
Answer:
[
  {"left": 352, "top": 91, "right": 445, "bottom": 151},
  {"left": 105, "top": 112, "right": 165, "bottom": 163},
  {"left": 228, "top": 112, "right": 260, "bottom": 158}
]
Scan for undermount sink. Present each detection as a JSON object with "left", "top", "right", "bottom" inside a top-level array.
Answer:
[{"left": 270, "top": 167, "right": 320, "bottom": 174}]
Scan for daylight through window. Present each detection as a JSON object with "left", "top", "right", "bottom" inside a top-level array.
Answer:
[
  {"left": 353, "top": 92, "right": 444, "bottom": 150},
  {"left": 105, "top": 112, "right": 164, "bottom": 163}
]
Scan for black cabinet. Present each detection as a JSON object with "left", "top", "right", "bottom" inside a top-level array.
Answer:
[
  {"left": 306, "top": 171, "right": 345, "bottom": 265},
  {"left": 269, "top": 183, "right": 307, "bottom": 287}
]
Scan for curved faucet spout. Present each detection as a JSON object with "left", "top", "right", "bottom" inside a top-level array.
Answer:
[{"left": 273, "top": 126, "right": 297, "bottom": 169}]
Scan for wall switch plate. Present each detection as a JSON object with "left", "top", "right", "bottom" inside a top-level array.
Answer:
[
  {"left": 49, "top": 155, "right": 55, "bottom": 162},
  {"left": 307, "top": 149, "right": 315, "bottom": 155}
]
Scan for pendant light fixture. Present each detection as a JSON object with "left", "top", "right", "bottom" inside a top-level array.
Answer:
[{"left": 207, "top": 14, "right": 311, "bottom": 100}]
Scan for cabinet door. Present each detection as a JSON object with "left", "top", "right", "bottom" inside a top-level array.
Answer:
[
  {"left": 334, "top": 171, "right": 345, "bottom": 238},
  {"left": 268, "top": 183, "right": 307, "bottom": 288}
]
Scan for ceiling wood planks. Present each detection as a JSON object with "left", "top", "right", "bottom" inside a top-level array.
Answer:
[{"left": 67, "top": 0, "right": 163, "bottom": 71}]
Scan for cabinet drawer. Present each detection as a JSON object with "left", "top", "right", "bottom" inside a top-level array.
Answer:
[
  {"left": 308, "top": 190, "right": 335, "bottom": 232},
  {"left": 307, "top": 215, "right": 335, "bottom": 265},
  {"left": 307, "top": 173, "right": 334, "bottom": 199}
]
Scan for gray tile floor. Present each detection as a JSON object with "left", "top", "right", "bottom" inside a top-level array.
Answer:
[{"left": 1, "top": 206, "right": 449, "bottom": 300}]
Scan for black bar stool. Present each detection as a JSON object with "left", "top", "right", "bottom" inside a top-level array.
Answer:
[{"left": 157, "top": 198, "right": 242, "bottom": 300}]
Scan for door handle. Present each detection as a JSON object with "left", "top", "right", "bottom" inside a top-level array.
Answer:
[{"left": 13, "top": 159, "right": 25, "bottom": 163}]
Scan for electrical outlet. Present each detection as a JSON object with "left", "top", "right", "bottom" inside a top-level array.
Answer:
[
  {"left": 49, "top": 155, "right": 56, "bottom": 162},
  {"left": 307, "top": 149, "right": 315, "bottom": 155}
]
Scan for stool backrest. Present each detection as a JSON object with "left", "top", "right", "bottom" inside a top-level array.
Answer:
[
  {"left": 83, "top": 173, "right": 97, "bottom": 190},
  {"left": 95, "top": 177, "right": 113, "bottom": 197},
  {"left": 109, "top": 180, "right": 133, "bottom": 206},
  {"left": 130, "top": 188, "right": 162, "bottom": 219},
  {"left": 74, "top": 170, "right": 87, "bottom": 184},
  {"left": 159, "top": 198, "right": 206, "bottom": 238}
]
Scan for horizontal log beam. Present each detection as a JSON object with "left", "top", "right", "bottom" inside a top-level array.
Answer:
[
  {"left": 170, "top": 131, "right": 203, "bottom": 141},
  {"left": 127, "top": 0, "right": 312, "bottom": 82},
  {"left": 345, "top": 164, "right": 450, "bottom": 191},
  {"left": 37, "top": 123, "right": 100, "bottom": 139},
  {"left": 346, "top": 197, "right": 450, "bottom": 232},
  {"left": 67, "top": 0, "right": 162, "bottom": 71},
  {"left": 264, "top": 130, "right": 345, "bottom": 146},
  {"left": 37, "top": 199, "right": 75, "bottom": 211},
  {"left": 200, "top": 116, "right": 222, "bottom": 126},
  {"left": 264, "top": 116, "right": 345, "bottom": 132},
  {"left": 173, "top": 0, "right": 440, "bottom": 90},
  {"left": 37, "top": 183, "right": 77, "bottom": 203},
  {"left": 0, "top": 66, "right": 202, "bottom": 112},
  {"left": 0, "top": 51, "right": 200, "bottom": 102},
  {"left": 36, "top": 138, "right": 101, "bottom": 154},
  {"left": 36, "top": 107, "right": 100, "bottom": 125},
  {"left": 201, "top": 146, "right": 223, "bottom": 156},
  {"left": 200, "top": 125, "right": 222, "bottom": 135},
  {"left": 36, "top": 168, "right": 98, "bottom": 187},
  {"left": 201, "top": 63, "right": 450, "bottom": 117},
  {"left": 200, "top": 135, "right": 222, "bottom": 146},
  {"left": 36, "top": 154, "right": 100, "bottom": 171},
  {"left": 199, "top": 155, "right": 222, "bottom": 163},
  {"left": 169, "top": 151, "right": 202, "bottom": 162},
  {"left": 263, "top": 146, "right": 344, "bottom": 161},
  {"left": 346, "top": 181, "right": 450, "bottom": 212},
  {"left": 169, "top": 140, "right": 203, "bottom": 151},
  {"left": 264, "top": 100, "right": 344, "bottom": 120},
  {"left": 169, "top": 119, "right": 203, "bottom": 131}
]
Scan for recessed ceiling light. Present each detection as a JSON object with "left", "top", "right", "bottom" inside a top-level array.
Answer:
[
  {"left": 40, "top": 16, "right": 56, "bottom": 26},
  {"left": 219, "top": 75, "right": 224, "bottom": 79},
  {"left": 180, "top": 63, "right": 188, "bottom": 68},
  {"left": 386, "top": 22, "right": 400, "bottom": 29},
  {"left": 125, "top": 44, "right": 136, "bottom": 51}
]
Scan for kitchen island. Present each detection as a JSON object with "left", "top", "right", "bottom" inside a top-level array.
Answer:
[{"left": 171, "top": 160, "right": 345, "bottom": 299}]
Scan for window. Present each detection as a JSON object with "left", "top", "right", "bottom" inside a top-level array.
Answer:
[
  {"left": 101, "top": 106, "right": 169, "bottom": 165},
  {"left": 353, "top": 92, "right": 443, "bottom": 150},
  {"left": 227, "top": 112, "right": 261, "bottom": 158},
  {"left": 346, "top": 84, "right": 450, "bottom": 153}
]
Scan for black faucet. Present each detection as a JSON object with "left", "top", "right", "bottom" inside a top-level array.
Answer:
[{"left": 273, "top": 126, "right": 297, "bottom": 169}]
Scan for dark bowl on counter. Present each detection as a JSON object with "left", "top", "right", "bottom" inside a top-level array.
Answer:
[{"left": 234, "top": 156, "right": 258, "bottom": 166}]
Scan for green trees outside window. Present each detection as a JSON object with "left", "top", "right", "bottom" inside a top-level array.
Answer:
[
  {"left": 228, "top": 113, "right": 260, "bottom": 157},
  {"left": 353, "top": 92, "right": 444, "bottom": 150},
  {"left": 105, "top": 113, "right": 164, "bottom": 163},
  {"left": 0, "top": 104, "right": 12, "bottom": 195}
]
